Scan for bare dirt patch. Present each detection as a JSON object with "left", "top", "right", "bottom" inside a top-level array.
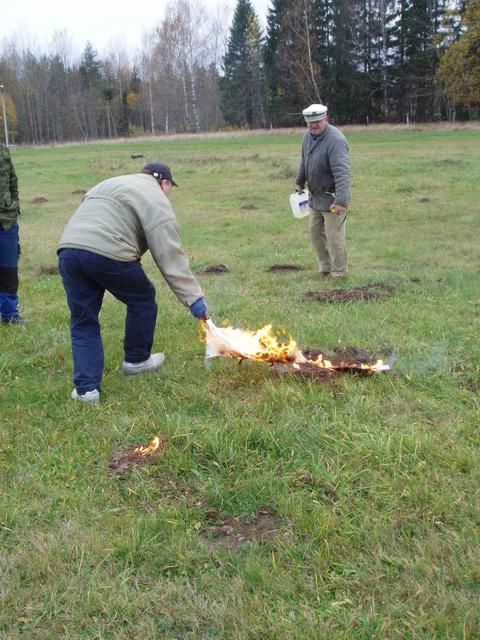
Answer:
[
  {"left": 108, "top": 437, "right": 167, "bottom": 476},
  {"left": 463, "top": 380, "right": 480, "bottom": 393},
  {"left": 199, "top": 509, "right": 284, "bottom": 552},
  {"left": 267, "top": 264, "right": 304, "bottom": 273},
  {"left": 31, "top": 197, "right": 48, "bottom": 204},
  {"left": 453, "top": 358, "right": 480, "bottom": 393},
  {"left": 198, "top": 264, "right": 228, "bottom": 274},
  {"left": 304, "top": 282, "right": 395, "bottom": 304},
  {"left": 158, "top": 483, "right": 199, "bottom": 502},
  {"left": 273, "top": 361, "right": 336, "bottom": 380},
  {"left": 305, "top": 345, "right": 384, "bottom": 366},
  {"left": 72, "top": 188, "right": 87, "bottom": 195},
  {"left": 39, "top": 265, "right": 59, "bottom": 275},
  {"left": 240, "top": 203, "right": 258, "bottom": 210}
]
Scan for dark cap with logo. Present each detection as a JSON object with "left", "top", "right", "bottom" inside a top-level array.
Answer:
[{"left": 142, "top": 161, "right": 178, "bottom": 187}]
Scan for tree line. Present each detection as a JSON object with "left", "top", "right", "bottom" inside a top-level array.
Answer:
[{"left": 1, "top": 0, "right": 478, "bottom": 145}]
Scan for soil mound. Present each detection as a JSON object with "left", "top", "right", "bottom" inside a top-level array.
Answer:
[
  {"left": 108, "top": 437, "right": 166, "bottom": 476},
  {"left": 39, "top": 265, "right": 59, "bottom": 275},
  {"left": 199, "top": 510, "right": 283, "bottom": 552},
  {"left": 198, "top": 264, "right": 228, "bottom": 274},
  {"left": 304, "top": 282, "right": 395, "bottom": 303},
  {"left": 267, "top": 264, "right": 304, "bottom": 273}
]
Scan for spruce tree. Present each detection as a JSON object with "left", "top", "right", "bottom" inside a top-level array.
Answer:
[
  {"left": 79, "top": 42, "right": 102, "bottom": 89},
  {"left": 219, "top": 0, "right": 266, "bottom": 128}
]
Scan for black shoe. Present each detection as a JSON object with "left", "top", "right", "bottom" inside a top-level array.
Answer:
[{"left": 2, "top": 316, "right": 25, "bottom": 325}]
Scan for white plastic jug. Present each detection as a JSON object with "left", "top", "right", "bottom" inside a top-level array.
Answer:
[{"left": 290, "top": 190, "right": 310, "bottom": 218}]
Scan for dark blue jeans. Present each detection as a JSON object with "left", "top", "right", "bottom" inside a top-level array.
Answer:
[
  {"left": 0, "top": 221, "right": 20, "bottom": 320},
  {"left": 58, "top": 249, "right": 158, "bottom": 394}
]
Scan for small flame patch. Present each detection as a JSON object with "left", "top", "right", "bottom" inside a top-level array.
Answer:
[{"left": 133, "top": 436, "right": 163, "bottom": 457}]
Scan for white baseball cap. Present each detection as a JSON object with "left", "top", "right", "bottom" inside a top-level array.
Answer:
[{"left": 303, "top": 104, "right": 328, "bottom": 122}]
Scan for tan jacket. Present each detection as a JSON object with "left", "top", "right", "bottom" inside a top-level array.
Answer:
[{"left": 57, "top": 173, "right": 204, "bottom": 307}]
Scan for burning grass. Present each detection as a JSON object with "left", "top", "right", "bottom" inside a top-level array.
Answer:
[
  {"left": 273, "top": 346, "right": 392, "bottom": 380},
  {"left": 204, "top": 319, "right": 390, "bottom": 378},
  {"left": 108, "top": 436, "right": 166, "bottom": 476}
]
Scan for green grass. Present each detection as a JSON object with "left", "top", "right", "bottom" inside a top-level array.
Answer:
[{"left": 1, "top": 127, "right": 479, "bottom": 639}]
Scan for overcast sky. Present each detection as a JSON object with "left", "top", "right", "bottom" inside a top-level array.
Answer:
[{"left": 2, "top": 0, "right": 272, "bottom": 58}]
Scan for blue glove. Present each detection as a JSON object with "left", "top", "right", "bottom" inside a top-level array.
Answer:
[{"left": 189, "top": 298, "right": 208, "bottom": 319}]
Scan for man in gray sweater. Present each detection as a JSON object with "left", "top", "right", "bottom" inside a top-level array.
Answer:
[
  {"left": 57, "top": 162, "right": 208, "bottom": 405},
  {"left": 295, "top": 104, "right": 351, "bottom": 278}
]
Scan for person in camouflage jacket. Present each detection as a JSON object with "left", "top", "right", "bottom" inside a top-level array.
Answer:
[{"left": 0, "top": 143, "right": 23, "bottom": 324}]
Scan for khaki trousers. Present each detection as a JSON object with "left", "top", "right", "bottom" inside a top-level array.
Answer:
[{"left": 309, "top": 208, "right": 348, "bottom": 277}]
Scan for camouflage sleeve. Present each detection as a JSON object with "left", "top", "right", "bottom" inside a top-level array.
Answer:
[
  {"left": 0, "top": 145, "right": 20, "bottom": 230},
  {"left": 0, "top": 144, "right": 19, "bottom": 203},
  {"left": 8, "top": 148, "right": 18, "bottom": 202}
]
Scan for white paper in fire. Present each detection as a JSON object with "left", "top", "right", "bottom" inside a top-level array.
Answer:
[
  {"left": 205, "top": 319, "right": 305, "bottom": 363},
  {"left": 205, "top": 319, "right": 248, "bottom": 360}
]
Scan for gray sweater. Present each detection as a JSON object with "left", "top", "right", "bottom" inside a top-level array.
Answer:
[
  {"left": 57, "top": 173, "right": 204, "bottom": 307},
  {"left": 296, "top": 123, "right": 351, "bottom": 211}
]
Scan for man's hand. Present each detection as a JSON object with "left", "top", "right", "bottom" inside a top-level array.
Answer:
[
  {"left": 295, "top": 184, "right": 305, "bottom": 194},
  {"left": 189, "top": 298, "right": 208, "bottom": 320},
  {"left": 331, "top": 204, "right": 346, "bottom": 216}
]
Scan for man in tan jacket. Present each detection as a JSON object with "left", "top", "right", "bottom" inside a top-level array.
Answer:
[{"left": 57, "top": 162, "right": 208, "bottom": 405}]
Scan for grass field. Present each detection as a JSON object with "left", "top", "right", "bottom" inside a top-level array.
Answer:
[{"left": 1, "top": 126, "right": 479, "bottom": 639}]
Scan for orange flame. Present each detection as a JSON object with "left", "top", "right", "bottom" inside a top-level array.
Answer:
[
  {"left": 133, "top": 436, "right": 162, "bottom": 456},
  {"left": 307, "top": 353, "right": 389, "bottom": 372},
  {"left": 205, "top": 321, "right": 297, "bottom": 362},
  {"left": 204, "top": 319, "right": 389, "bottom": 373}
]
